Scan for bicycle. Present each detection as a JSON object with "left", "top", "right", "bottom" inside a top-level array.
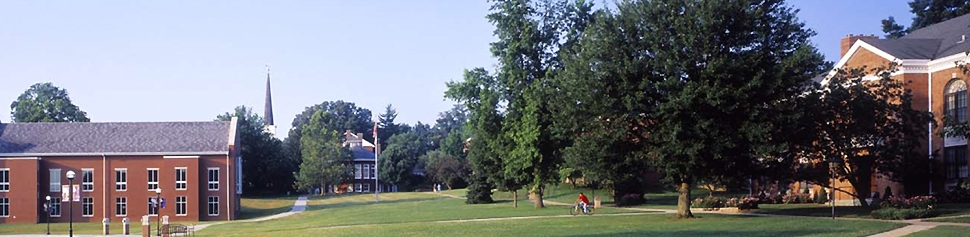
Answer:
[{"left": 569, "top": 202, "right": 595, "bottom": 216}]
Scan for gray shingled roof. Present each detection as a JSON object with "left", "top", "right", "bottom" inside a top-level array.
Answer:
[
  {"left": 0, "top": 121, "right": 231, "bottom": 156},
  {"left": 862, "top": 14, "right": 970, "bottom": 60},
  {"left": 350, "top": 147, "right": 375, "bottom": 160}
]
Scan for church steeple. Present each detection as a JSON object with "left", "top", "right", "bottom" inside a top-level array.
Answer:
[{"left": 264, "top": 66, "right": 276, "bottom": 136}]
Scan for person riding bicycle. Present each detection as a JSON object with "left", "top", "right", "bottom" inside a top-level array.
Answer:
[{"left": 577, "top": 192, "right": 591, "bottom": 213}]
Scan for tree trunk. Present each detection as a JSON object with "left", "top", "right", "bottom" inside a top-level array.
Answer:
[
  {"left": 512, "top": 190, "right": 518, "bottom": 208},
  {"left": 533, "top": 187, "right": 544, "bottom": 209},
  {"left": 851, "top": 172, "right": 873, "bottom": 208},
  {"left": 676, "top": 181, "right": 694, "bottom": 219}
]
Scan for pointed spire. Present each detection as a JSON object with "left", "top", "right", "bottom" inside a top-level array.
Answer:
[{"left": 264, "top": 65, "right": 274, "bottom": 126}]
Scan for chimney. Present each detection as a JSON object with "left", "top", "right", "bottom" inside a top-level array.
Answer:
[
  {"left": 345, "top": 130, "right": 353, "bottom": 140},
  {"left": 841, "top": 34, "right": 879, "bottom": 58},
  {"left": 356, "top": 133, "right": 363, "bottom": 139}
]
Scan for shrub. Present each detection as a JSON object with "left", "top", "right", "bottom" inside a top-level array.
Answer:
[
  {"left": 758, "top": 193, "right": 783, "bottom": 204},
  {"left": 880, "top": 196, "right": 936, "bottom": 210},
  {"left": 782, "top": 193, "right": 811, "bottom": 204},
  {"left": 616, "top": 193, "right": 645, "bottom": 207},
  {"left": 691, "top": 196, "right": 724, "bottom": 209},
  {"left": 870, "top": 208, "right": 934, "bottom": 220},
  {"left": 934, "top": 182, "right": 970, "bottom": 203},
  {"left": 883, "top": 186, "right": 893, "bottom": 199},
  {"left": 735, "top": 197, "right": 760, "bottom": 210},
  {"left": 815, "top": 188, "right": 828, "bottom": 204}
]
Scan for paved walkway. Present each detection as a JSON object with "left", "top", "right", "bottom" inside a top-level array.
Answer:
[{"left": 10, "top": 196, "right": 309, "bottom": 237}]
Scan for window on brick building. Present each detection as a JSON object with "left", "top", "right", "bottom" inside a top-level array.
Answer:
[
  {"left": 176, "top": 196, "right": 187, "bottom": 216},
  {"left": 82, "top": 197, "right": 93, "bottom": 217},
  {"left": 50, "top": 169, "right": 61, "bottom": 192},
  {"left": 115, "top": 169, "right": 127, "bottom": 191},
  {"left": 115, "top": 197, "right": 127, "bottom": 216},
  {"left": 81, "top": 169, "right": 94, "bottom": 192},
  {"left": 208, "top": 168, "right": 219, "bottom": 191},
  {"left": 208, "top": 196, "right": 219, "bottom": 216},
  {"left": 0, "top": 168, "right": 9, "bottom": 192},
  {"left": 946, "top": 79, "right": 968, "bottom": 123},
  {"left": 147, "top": 168, "right": 159, "bottom": 191},
  {"left": 175, "top": 168, "right": 187, "bottom": 190},
  {"left": 946, "top": 145, "right": 969, "bottom": 181},
  {"left": 51, "top": 197, "right": 61, "bottom": 217},
  {"left": 0, "top": 198, "right": 8, "bottom": 217}
]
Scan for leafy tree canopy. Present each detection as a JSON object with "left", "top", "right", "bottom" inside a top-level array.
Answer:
[{"left": 11, "top": 82, "right": 89, "bottom": 123}]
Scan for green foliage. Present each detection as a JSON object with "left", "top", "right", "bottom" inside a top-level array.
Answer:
[
  {"left": 801, "top": 66, "right": 934, "bottom": 207},
  {"left": 870, "top": 208, "right": 934, "bottom": 220},
  {"left": 217, "top": 106, "right": 294, "bottom": 194},
  {"left": 882, "top": 0, "right": 970, "bottom": 38},
  {"left": 284, "top": 100, "right": 374, "bottom": 166},
  {"left": 294, "top": 110, "right": 353, "bottom": 193},
  {"left": 379, "top": 132, "right": 424, "bottom": 190},
  {"left": 378, "top": 104, "right": 402, "bottom": 149},
  {"left": 465, "top": 171, "right": 495, "bottom": 204},
  {"left": 422, "top": 150, "right": 469, "bottom": 190},
  {"left": 816, "top": 188, "right": 829, "bottom": 204},
  {"left": 10, "top": 82, "right": 90, "bottom": 123},
  {"left": 434, "top": 105, "right": 470, "bottom": 157}
]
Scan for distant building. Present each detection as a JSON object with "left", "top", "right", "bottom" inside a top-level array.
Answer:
[
  {"left": 331, "top": 131, "right": 386, "bottom": 193},
  {"left": 0, "top": 119, "right": 242, "bottom": 223}
]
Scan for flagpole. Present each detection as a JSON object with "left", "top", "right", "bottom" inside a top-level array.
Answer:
[{"left": 375, "top": 122, "right": 380, "bottom": 202}]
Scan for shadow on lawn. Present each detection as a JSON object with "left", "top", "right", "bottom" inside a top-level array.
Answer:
[
  {"left": 570, "top": 229, "right": 849, "bottom": 237},
  {"left": 305, "top": 197, "right": 443, "bottom": 210}
]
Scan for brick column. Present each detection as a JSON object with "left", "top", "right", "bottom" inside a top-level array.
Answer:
[
  {"left": 161, "top": 215, "right": 169, "bottom": 237},
  {"left": 141, "top": 215, "right": 150, "bottom": 237}
]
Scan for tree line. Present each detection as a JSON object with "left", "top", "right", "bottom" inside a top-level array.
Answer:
[{"left": 8, "top": 0, "right": 965, "bottom": 220}]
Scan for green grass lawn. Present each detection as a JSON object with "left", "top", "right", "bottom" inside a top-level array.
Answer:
[
  {"left": 925, "top": 215, "right": 970, "bottom": 223},
  {"left": 237, "top": 195, "right": 299, "bottom": 220},
  {"left": 195, "top": 191, "right": 906, "bottom": 237},
  {"left": 0, "top": 196, "right": 293, "bottom": 235},
  {"left": 904, "top": 226, "right": 970, "bottom": 237},
  {"left": 750, "top": 204, "right": 874, "bottom": 218}
]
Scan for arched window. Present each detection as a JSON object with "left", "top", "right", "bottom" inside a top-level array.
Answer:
[{"left": 945, "top": 79, "right": 967, "bottom": 123}]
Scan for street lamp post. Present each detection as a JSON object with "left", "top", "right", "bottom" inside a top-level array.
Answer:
[
  {"left": 45, "top": 195, "right": 51, "bottom": 235},
  {"left": 65, "top": 170, "right": 75, "bottom": 237},
  {"left": 829, "top": 158, "right": 839, "bottom": 220},
  {"left": 155, "top": 188, "right": 161, "bottom": 237}
]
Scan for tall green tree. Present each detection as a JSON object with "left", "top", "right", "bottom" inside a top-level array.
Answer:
[
  {"left": 10, "top": 82, "right": 90, "bottom": 122},
  {"left": 217, "top": 106, "right": 295, "bottom": 194},
  {"left": 377, "top": 104, "right": 402, "bottom": 149},
  {"left": 285, "top": 101, "right": 374, "bottom": 173},
  {"left": 294, "top": 110, "right": 353, "bottom": 195},
  {"left": 802, "top": 67, "right": 933, "bottom": 207},
  {"left": 379, "top": 132, "right": 424, "bottom": 189},
  {"left": 563, "top": 0, "right": 826, "bottom": 218},
  {"left": 882, "top": 0, "right": 970, "bottom": 38},
  {"left": 422, "top": 150, "right": 469, "bottom": 190},
  {"left": 446, "top": 68, "right": 506, "bottom": 205}
]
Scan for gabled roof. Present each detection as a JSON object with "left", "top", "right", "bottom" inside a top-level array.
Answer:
[
  {"left": 0, "top": 121, "right": 232, "bottom": 156},
  {"left": 859, "top": 13, "right": 970, "bottom": 60},
  {"left": 350, "top": 147, "right": 375, "bottom": 161}
]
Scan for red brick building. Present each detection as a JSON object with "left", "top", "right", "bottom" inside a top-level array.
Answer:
[
  {"left": 0, "top": 119, "right": 242, "bottom": 223},
  {"left": 821, "top": 14, "right": 970, "bottom": 202}
]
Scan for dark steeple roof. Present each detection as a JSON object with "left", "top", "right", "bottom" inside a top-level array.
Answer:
[{"left": 264, "top": 72, "right": 274, "bottom": 126}]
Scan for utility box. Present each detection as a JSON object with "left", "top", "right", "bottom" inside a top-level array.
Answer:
[{"left": 594, "top": 197, "right": 602, "bottom": 208}]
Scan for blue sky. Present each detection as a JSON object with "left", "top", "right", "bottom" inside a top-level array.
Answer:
[{"left": 0, "top": 1, "right": 911, "bottom": 138}]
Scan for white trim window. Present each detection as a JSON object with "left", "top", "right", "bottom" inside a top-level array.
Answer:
[
  {"left": 176, "top": 196, "right": 187, "bottom": 216},
  {"left": 363, "top": 164, "right": 370, "bottom": 179},
  {"left": 81, "top": 169, "right": 94, "bottom": 192},
  {"left": 207, "top": 168, "right": 219, "bottom": 191},
  {"left": 82, "top": 197, "right": 94, "bottom": 217},
  {"left": 0, "top": 198, "right": 8, "bottom": 217},
  {"left": 355, "top": 164, "right": 362, "bottom": 179},
  {"left": 50, "top": 197, "right": 61, "bottom": 217},
  {"left": 363, "top": 183, "right": 370, "bottom": 193},
  {"left": 370, "top": 165, "right": 376, "bottom": 180},
  {"left": 147, "top": 168, "right": 159, "bottom": 191},
  {"left": 207, "top": 196, "right": 219, "bottom": 216},
  {"left": 50, "top": 169, "right": 61, "bottom": 192},
  {"left": 175, "top": 168, "right": 187, "bottom": 190},
  {"left": 355, "top": 183, "right": 362, "bottom": 193},
  {"left": 115, "top": 197, "right": 127, "bottom": 216},
  {"left": 0, "top": 168, "right": 9, "bottom": 192},
  {"left": 147, "top": 198, "right": 158, "bottom": 216},
  {"left": 115, "top": 169, "right": 127, "bottom": 191}
]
